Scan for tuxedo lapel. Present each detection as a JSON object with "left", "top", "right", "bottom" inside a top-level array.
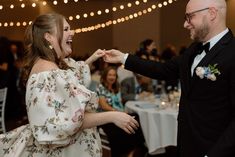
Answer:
[
  {"left": 197, "top": 31, "right": 232, "bottom": 67},
  {"left": 183, "top": 42, "right": 201, "bottom": 95},
  {"left": 190, "top": 30, "right": 233, "bottom": 89}
]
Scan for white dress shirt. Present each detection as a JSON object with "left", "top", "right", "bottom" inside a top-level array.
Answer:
[{"left": 191, "top": 28, "right": 229, "bottom": 76}]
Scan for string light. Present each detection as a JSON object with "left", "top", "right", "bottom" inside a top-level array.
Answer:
[
  {"left": 73, "top": 0, "right": 151, "bottom": 19},
  {"left": 0, "top": 0, "right": 177, "bottom": 29},
  {"left": 74, "top": 1, "right": 177, "bottom": 34},
  {"left": 21, "top": 3, "right": 25, "bottom": 8},
  {"left": 1, "top": 0, "right": 150, "bottom": 22},
  {"left": 53, "top": 1, "right": 58, "bottom": 5},
  {"left": 0, "top": 0, "right": 108, "bottom": 11}
]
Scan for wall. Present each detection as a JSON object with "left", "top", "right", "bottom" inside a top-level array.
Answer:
[
  {"left": 160, "top": 0, "right": 189, "bottom": 53},
  {"left": 160, "top": 0, "right": 235, "bottom": 53},
  {"left": 227, "top": 0, "right": 235, "bottom": 31},
  {"left": 0, "top": 5, "right": 39, "bottom": 40},
  {"left": 0, "top": 0, "right": 234, "bottom": 57},
  {"left": 112, "top": 0, "right": 161, "bottom": 54}
]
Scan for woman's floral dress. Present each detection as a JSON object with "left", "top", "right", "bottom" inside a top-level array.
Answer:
[{"left": 0, "top": 58, "right": 102, "bottom": 157}]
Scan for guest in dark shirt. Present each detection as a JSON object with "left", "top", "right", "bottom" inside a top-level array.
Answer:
[{"left": 121, "top": 73, "right": 153, "bottom": 104}]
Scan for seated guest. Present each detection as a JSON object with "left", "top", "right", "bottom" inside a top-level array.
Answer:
[
  {"left": 135, "top": 39, "right": 159, "bottom": 61},
  {"left": 96, "top": 66, "right": 146, "bottom": 157},
  {"left": 160, "top": 45, "right": 179, "bottom": 92},
  {"left": 97, "top": 66, "right": 123, "bottom": 112},
  {"left": 121, "top": 73, "right": 153, "bottom": 104},
  {"left": 117, "top": 63, "right": 134, "bottom": 84}
]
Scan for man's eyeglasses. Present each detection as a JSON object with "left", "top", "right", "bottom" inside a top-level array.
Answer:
[{"left": 184, "top": 7, "right": 209, "bottom": 23}]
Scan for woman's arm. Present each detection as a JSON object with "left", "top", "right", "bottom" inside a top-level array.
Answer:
[
  {"left": 85, "top": 49, "right": 105, "bottom": 65},
  {"left": 82, "top": 111, "right": 139, "bottom": 134}
]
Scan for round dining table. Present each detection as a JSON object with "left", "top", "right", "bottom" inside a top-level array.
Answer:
[{"left": 125, "top": 100, "right": 178, "bottom": 155}]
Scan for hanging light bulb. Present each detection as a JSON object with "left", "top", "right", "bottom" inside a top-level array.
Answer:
[
  {"left": 21, "top": 3, "right": 25, "bottom": 8},
  {"left": 10, "top": 4, "right": 14, "bottom": 9}
]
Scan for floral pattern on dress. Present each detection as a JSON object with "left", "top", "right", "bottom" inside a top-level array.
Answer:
[{"left": 0, "top": 58, "right": 102, "bottom": 157}]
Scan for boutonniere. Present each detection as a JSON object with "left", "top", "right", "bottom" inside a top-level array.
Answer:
[{"left": 195, "top": 64, "right": 221, "bottom": 81}]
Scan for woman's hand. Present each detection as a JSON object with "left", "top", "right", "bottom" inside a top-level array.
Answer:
[
  {"left": 112, "top": 111, "right": 139, "bottom": 134},
  {"left": 85, "top": 49, "right": 105, "bottom": 65}
]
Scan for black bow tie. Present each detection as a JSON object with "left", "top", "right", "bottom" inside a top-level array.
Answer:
[{"left": 198, "top": 42, "right": 210, "bottom": 54}]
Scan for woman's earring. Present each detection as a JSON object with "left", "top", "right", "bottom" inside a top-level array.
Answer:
[{"left": 49, "top": 45, "right": 53, "bottom": 50}]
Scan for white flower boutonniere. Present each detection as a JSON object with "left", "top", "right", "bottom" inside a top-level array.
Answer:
[{"left": 195, "top": 64, "right": 221, "bottom": 81}]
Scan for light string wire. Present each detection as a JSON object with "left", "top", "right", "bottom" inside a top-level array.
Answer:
[
  {"left": 0, "top": 0, "right": 86, "bottom": 11},
  {"left": 75, "top": 0, "right": 177, "bottom": 34},
  {"left": 0, "top": 0, "right": 176, "bottom": 30},
  {"left": 0, "top": 0, "right": 149, "bottom": 25}
]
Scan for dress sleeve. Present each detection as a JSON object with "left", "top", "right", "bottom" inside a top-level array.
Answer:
[
  {"left": 64, "top": 58, "right": 91, "bottom": 88},
  {"left": 26, "top": 70, "right": 95, "bottom": 147}
]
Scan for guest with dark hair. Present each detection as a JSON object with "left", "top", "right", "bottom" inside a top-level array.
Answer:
[
  {"left": 0, "top": 37, "right": 11, "bottom": 88},
  {"left": 136, "top": 39, "right": 159, "bottom": 61},
  {"left": 160, "top": 44, "right": 179, "bottom": 92},
  {"left": 121, "top": 73, "right": 153, "bottom": 104}
]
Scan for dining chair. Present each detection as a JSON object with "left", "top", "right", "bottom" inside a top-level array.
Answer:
[
  {"left": 0, "top": 87, "right": 7, "bottom": 133},
  {"left": 98, "top": 127, "right": 111, "bottom": 157}
]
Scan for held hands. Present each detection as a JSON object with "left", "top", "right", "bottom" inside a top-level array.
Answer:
[
  {"left": 86, "top": 48, "right": 125, "bottom": 64},
  {"left": 93, "top": 49, "right": 106, "bottom": 61},
  {"left": 85, "top": 49, "right": 105, "bottom": 65},
  {"left": 112, "top": 111, "right": 139, "bottom": 134},
  {"left": 103, "top": 49, "right": 125, "bottom": 63}
]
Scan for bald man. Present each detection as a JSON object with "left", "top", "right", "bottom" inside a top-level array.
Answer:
[{"left": 104, "top": 0, "right": 235, "bottom": 156}]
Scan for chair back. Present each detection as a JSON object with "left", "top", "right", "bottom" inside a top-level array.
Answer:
[
  {"left": 98, "top": 127, "right": 111, "bottom": 157},
  {"left": 0, "top": 87, "right": 7, "bottom": 133}
]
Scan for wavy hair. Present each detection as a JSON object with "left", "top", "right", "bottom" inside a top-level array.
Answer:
[
  {"left": 100, "top": 66, "right": 120, "bottom": 94},
  {"left": 22, "top": 13, "right": 70, "bottom": 84}
]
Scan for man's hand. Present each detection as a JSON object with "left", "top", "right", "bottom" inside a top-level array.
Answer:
[{"left": 103, "top": 49, "right": 125, "bottom": 64}]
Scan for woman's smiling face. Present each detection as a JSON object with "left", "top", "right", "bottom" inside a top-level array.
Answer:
[
  {"left": 106, "top": 69, "right": 117, "bottom": 86},
  {"left": 48, "top": 19, "right": 74, "bottom": 59}
]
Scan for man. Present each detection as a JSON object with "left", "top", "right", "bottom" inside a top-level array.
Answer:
[
  {"left": 104, "top": 0, "right": 235, "bottom": 156},
  {"left": 121, "top": 73, "right": 153, "bottom": 104}
]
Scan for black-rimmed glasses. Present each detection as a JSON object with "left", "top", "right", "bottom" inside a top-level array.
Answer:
[{"left": 184, "top": 7, "right": 209, "bottom": 23}]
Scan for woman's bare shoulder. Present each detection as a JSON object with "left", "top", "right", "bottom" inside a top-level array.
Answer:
[{"left": 30, "top": 59, "right": 59, "bottom": 76}]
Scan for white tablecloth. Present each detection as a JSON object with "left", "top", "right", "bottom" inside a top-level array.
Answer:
[{"left": 125, "top": 101, "right": 178, "bottom": 154}]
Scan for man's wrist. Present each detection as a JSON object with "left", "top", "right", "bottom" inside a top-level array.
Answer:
[{"left": 121, "top": 53, "right": 129, "bottom": 65}]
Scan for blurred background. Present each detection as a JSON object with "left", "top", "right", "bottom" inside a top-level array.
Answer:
[{"left": 0, "top": 0, "right": 234, "bottom": 58}]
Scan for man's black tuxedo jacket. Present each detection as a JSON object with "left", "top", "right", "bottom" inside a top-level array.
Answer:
[{"left": 124, "top": 30, "right": 235, "bottom": 157}]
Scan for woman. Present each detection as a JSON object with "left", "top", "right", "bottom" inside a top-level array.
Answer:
[
  {"left": 97, "top": 66, "right": 146, "bottom": 157},
  {"left": 97, "top": 66, "right": 124, "bottom": 112},
  {"left": 0, "top": 13, "right": 139, "bottom": 157}
]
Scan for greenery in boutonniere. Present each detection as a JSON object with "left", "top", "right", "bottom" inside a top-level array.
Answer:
[{"left": 195, "top": 64, "right": 221, "bottom": 81}]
